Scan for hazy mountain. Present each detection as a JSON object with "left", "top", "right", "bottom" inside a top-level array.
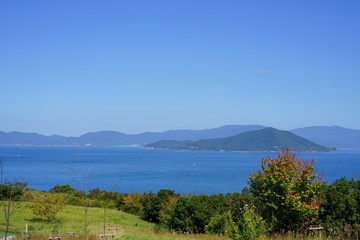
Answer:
[
  {"left": 1, "top": 125, "right": 358, "bottom": 148},
  {"left": 136, "top": 125, "right": 266, "bottom": 143},
  {"left": 75, "top": 131, "right": 138, "bottom": 145},
  {"left": 0, "top": 125, "right": 266, "bottom": 146},
  {"left": 147, "top": 127, "right": 335, "bottom": 152},
  {"left": 0, "top": 131, "right": 69, "bottom": 145},
  {"left": 291, "top": 126, "right": 360, "bottom": 148}
]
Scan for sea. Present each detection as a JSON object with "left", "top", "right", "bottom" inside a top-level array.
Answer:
[{"left": 0, "top": 146, "right": 359, "bottom": 194}]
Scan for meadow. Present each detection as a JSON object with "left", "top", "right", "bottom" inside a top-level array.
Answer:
[
  {"left": 0, "top": 201, "right": 336, "bottom": 240},
  {"left": 0, "top": 202, "right": 229, "bottom": 240}
]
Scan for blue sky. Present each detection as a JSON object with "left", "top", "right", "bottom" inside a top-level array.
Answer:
[{"left": 1, "top": 1, "right": 359, "bottom": 136}]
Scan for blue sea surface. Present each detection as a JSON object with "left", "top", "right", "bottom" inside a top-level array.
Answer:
[{"left": 0, "top": 146, "right": 359, "bottom": 194}]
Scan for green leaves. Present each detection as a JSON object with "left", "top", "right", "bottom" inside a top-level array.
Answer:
[
  {"left": 249, "top": 149, "right": 324, "bottom": 232},
  {"left": 27, "top": 192, "right": 68, "bottom": 222},
  {"left": 321, "top": 177, "right": 360, "bottom": 236}
]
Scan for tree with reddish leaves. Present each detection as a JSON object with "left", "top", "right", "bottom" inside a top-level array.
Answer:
[{"left": 249, "top": 149, "right": 324, "bottom": 232}]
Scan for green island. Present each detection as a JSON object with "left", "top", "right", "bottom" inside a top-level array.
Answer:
[
  {"left": 146, "top": 128, "right": 336, "bottom": 152},
  {"left": 1, "top": 150, "right": 358, "bottom": 240}
]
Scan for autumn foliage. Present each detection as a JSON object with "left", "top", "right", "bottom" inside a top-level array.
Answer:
[{"left": 249, "top": 149, "right": 324, "bottom": 232}]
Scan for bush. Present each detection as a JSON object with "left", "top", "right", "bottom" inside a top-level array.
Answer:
[
  {"left": 205, "top": 213, "right": 228, "bottom": 235},
  {"left": 228, "top": 206, "right": 265, "bottom": 240}
]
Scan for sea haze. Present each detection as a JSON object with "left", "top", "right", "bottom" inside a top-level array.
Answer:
[{"left": 0, "top": 146, "right": 359, "bottom": 194}]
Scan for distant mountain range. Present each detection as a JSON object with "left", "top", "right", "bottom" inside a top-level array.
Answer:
[
  {"left": 146, "top": 127, "right": 335, "bottom": 152},
  {"left": 0, "top": 125, "right": 265, "bottom": 146},
  {"left": 291, "top": 126, "right": 360, "bottom": 148},
  {"left": 0, "top": 125, "right": 359, "bottom": 148}
]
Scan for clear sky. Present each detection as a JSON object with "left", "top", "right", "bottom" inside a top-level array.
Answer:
[{"left": 1, "top": 1, "right": 359, "bottom": 136}]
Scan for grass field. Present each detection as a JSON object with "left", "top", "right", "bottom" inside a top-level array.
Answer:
[
  {"left": 0, "top": 203, "right": 228, "bottom": 240},
  {"left": 0, "top": 203, "right": 331, "bottom": 240}
]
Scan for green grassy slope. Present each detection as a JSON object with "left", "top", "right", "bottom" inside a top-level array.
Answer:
[{"left": 0, "top": 203, "right": 228, "bottom": 240}]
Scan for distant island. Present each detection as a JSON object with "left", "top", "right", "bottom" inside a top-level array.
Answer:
[
  {"left": 0, "top": 125, "right": 359, "bottom": 148},
  {"left": 146, "top": 127, "right": 336, "bottom": 152}
]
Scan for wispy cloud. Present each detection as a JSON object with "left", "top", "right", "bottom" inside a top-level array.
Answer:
[
  {"left": 251, "top": 69, "right": 272, "bottom": 73},
  {"left": 218, "top": 58, "right": 224, "bottom": 63}
]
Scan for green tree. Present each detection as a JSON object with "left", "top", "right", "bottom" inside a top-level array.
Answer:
[
  {"left": 205, "top": 213, "right": 228, "bottom": 235},
  {"left": 190, "top": 194, "right": 226, "bottom": 233},
  {"left": 0, "top": 159, "right": 27, "bottom": 240},
  {"left": 158, "top": 195, "right": 179, "bottom": 230},
  {"left": 227, "top": 205, "right": 265, "bottom": 240},
  {"left": 142, "top": 189, "right": 176, "bottom": 223},
  {"left": 249, "top": 149, "right": 324, "bottom": 232},
  {"left": 172, "top": 197, "right": 193, "bottom": 233},
  {"left": 321, "top": 177, "right": 360, "bottom": 237},
  {"left": 121, "top": 193, "right": 144, "bottom": 215},
  {"left": 28, "top": 192, "right": 68, "bottom": 222},
  {"left": 49, "top": 184, "right": 75, "bottom": 194},
  {"left": 230, "top": 189, "right": 254, "bottom": 224},
  {"left": 170, "top": 194, "right": 226, "bottom": 234}
]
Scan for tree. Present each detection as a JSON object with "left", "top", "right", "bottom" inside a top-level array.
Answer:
[
  {"left": 49, "top": 184, "right": 75, "bottom": 194},
  {"left": 227, "top": 206, "right": 264, "bottom": 240},
  {"left": 0, "top": 158, "right": 27, "bottom": 240},
  {"left": 102, "top": 180, "right": 118, "bottom": 238},
  {"left": 158, "top": 195, "right": 179, "bottom": 230},
  {"left": 172, "top": 197, "right": 193, "bottom": 233},
  {"left": 205, "top": 213, "right": 228, "bottom": 236},
  {"left": 143, "top": 189, "right": 176, "bottom": 223},
  {"left": 66, "top": 152, "right": 91, "bottom": 240},
  {"left": 170, "top": 194, "right": 225, "bottom": 234},
  {"left": 320, "top": 177, "right": 360, "bottom": 237},
  {"left": 249, "top": 149, "right": 324, "bottom": 232},
  {"left": 76, "top": 164, "right": 90, "bottom": 240},
  {"left": 121, "top": 193, "right": 143, "bottom": 215},
  {"left": 27, "top": 192, "right": 68, "bottom": 222}
]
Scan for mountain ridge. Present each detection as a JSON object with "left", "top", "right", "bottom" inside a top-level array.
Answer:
[
  {"left": 0, "top": 125, "right": 359, "bottom": 148},
  {"left": 290, "top": 126, "right": 360, "bottom": 148},
  {"left": 0, "top": 125, "right": 266, "bottom": 146}
]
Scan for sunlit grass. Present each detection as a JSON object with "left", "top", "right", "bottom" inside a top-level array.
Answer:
[
  {"left": 0, "top": 202, "right": 336, "bottom": 240},
  {"left": 0, "top": 203, "right": 228, "bottom": 240}
]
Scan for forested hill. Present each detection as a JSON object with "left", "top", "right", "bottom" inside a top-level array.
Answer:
[{"left": 146, "top": 127, "right": 336, "bottom": 152}]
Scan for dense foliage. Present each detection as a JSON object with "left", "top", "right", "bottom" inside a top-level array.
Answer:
[
  {"left": 320, "top": 177, "right": 360, "bottom": 238},
  {"left": 49, "top": 184, "right": 75, "bottom": 194},
  {"left": 27, "top": 191, "right": 68, "bottom": 221},
  {"left": 249, "top": 149, "right": 324, "bottom": 232},
  {"left": 0, "top": 182, "right": 27, "bottom": 200}
]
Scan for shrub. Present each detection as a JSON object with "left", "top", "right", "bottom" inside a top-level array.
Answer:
[
  {"left": 228, "top": 206, "right": 265, "bottom": 240},
  {"left": 205, "top": 213, "right": 228, "bottom": 235}
]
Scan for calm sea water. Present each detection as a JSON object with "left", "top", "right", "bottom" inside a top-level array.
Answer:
[{"left": 0, "top": 146, "right": 359, "bottom": 194}]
